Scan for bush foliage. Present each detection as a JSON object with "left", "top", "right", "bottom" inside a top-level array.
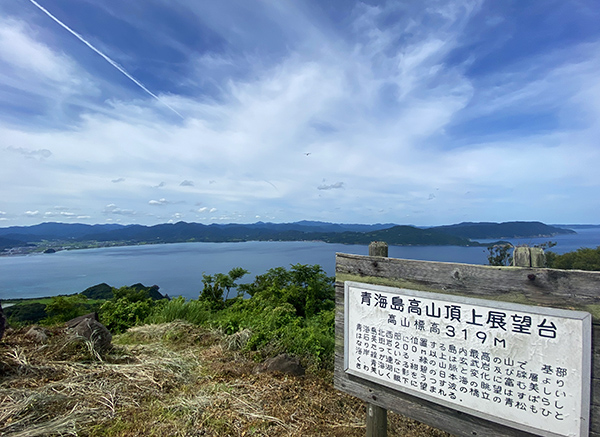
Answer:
[
  {"left": 99, "top": 286, "right": 162, "bottom": 334},
  {"left": 100, "top": 264, "right": 336, "bottom": 369},
  {"left": 546, "top": 246, "right": 600, "bottom": 271},
  {"left": 4, "top": 302, "right": 48, "bottom": 325},
  {"left": 486, "top": 243, "right": 513, "bottom": 266},
  {"left": 44, "top": 294, "right": 97, "bottom": 324}
]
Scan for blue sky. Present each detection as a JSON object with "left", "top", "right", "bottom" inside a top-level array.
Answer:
[{"left": 1, "top": 0, "right": 599, "bottom": 227}]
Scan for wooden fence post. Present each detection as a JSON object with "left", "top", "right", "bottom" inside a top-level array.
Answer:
[
  {"left": 513, "top": 246, "right": 545, "bottom": 267},
  {"left": 366, "top": 241, "right": 388, "bottom": 437},
  {"left": 369, "top": 241, "right": 388, "bottom": 258}
]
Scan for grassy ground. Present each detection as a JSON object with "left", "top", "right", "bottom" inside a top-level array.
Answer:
[
  {"left": 3, "top": 297, "right": 58, "bottom": 306},
  {"left": 0, "top": 321, "right": 452, "bottom": 436}
]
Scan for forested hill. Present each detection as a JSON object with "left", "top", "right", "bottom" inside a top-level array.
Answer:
[
  {"left": 429, "top": 221, "right": 575, "bottom": 239},
  {"left": 0, "top": 220, "right": 575, "bottom": 250},
  {"left": 0, "top": 236, "right": 33, "bottom": 251}
]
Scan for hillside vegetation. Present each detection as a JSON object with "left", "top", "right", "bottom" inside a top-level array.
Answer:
[
  {"left": 546, "top": 246, "right": 600, "bottom": 271},
  {"left": 4, "top": 265, "right": 338, "bottom": 370},
  {"left": 3, "top": 283, "right": 167, "bottom": 326},
  {"left": 0, "top": 263, "right": 450, "bottom": 436},
  {"left": 0, "top": 321, "right": 449, "bottom": 437}
]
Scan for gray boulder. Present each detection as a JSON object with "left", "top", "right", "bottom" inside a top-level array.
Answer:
[
  {"left": 65, "top": 312, "right": 99, "bottom": 328},
  {"left": 253, "top": 353, "right": 305, "bottom": 376},
  {"left": 25, "top": 326, "right": 49, "bottom": 343},
  {"left": 68, "top": 316, "right": 112, "bottom": 352}
]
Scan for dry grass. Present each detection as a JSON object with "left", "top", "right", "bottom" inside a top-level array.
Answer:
[{"left": 0, "top": 321, "right": 452, "bottom": 436}]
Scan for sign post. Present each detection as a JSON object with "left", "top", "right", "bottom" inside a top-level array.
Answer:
[{"left": 366, "top": 242, "right": 389, "bottom": 437}]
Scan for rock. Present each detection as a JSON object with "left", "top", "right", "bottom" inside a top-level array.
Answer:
[
  {"left": 25, "top": 326, "right": 49, "bottom": 343},
  {"left": 253, "top": 353, "right": 305, "bottom": 376},
  {"left": 69, "top": 318, "right": 112, "bottom": 352},
  {"left": 65, "top": 312, "right": 99, "bottom": 329}
]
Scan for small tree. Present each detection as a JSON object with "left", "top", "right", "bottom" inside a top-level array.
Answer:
[
  {"left": 238, "top": 264, "right": 334, "bottom": 317},
  {"left": 487, "top": 243, "right": 513, "bottom": 266},
  {"left": 199, "top": 267, "right": 249, "bottom": 309}
]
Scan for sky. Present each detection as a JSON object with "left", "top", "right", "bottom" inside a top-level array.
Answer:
[{"left": 1, "top": 0, "right": 599, "bottom": 227}]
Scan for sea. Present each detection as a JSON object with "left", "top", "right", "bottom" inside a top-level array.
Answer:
[{"left": 1, "top": 227, "right": 599, "bottom": 301}]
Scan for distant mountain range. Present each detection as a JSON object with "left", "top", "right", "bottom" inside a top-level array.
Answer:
[{"left": 0, "top": 221, "right": 576, "bottom": 252}]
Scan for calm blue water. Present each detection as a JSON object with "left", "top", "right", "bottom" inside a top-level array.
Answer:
[{"left": 1, "top": 227, "right": 599, "bottom": 300}]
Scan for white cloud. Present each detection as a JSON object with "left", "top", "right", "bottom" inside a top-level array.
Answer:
[
  {"left": 0, "top": 18, "right": 76, "bottom": 83},
  {"left": 103, "top": 204, "right": 137, "bottom": 216},
  {"left": 6, "top": 146, "right": 52, "bottom": 159},
  {"left": 149, "top": 198, "right": 169, "bottom": 205},
  {"left": 42, "top": 210, "right": 85, "bottom": 220},
  {"left": 0, "top": 17, "right": 97, "bottom": 116}
]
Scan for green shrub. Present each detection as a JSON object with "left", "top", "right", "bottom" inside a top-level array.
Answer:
[
  {"left": 238, "top": 264, "right": 334, "bottom": 317},
  {"left": 99, "top": 286, "right": 162, "bottom": 333},
  {"left": 4, "top": 302, "right": 48, "bottom": 325},
  {"left": 146, "top": 297, "right": 211, "bottom": 325},
  {"left": 100, "top": 298, "right": 156, "bottom": 334},
  {"left": 207, "top": 265, "right": 336, "bottom": 368},
  {"left": 96, "top": 264, "right": 336, "bottom": 369},
  {"left": 546, "top": 246, "right": 600, "bottom": 270},
  {"left": 43, "top": 294, "right": 94, "bottom": 324}
]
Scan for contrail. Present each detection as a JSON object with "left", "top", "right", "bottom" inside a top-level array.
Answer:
[
  {"left": 263, "top": 180, "right": 279, "bottom": 192},
  {"left": 27, "top": 0, "right": 185, "bottom": 119}
]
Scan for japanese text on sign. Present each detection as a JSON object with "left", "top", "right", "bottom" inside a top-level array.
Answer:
[{"left": 344, "top": 282, "right": 591, "bottom": 437}]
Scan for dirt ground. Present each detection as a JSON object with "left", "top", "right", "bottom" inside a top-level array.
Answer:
[{"left": 0, "top": 321, "right": 452, "bottom": 436}]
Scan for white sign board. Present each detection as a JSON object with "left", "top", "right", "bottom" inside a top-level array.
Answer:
[{"left": 344, "top": 282, "right": 591, "bottom": 437}]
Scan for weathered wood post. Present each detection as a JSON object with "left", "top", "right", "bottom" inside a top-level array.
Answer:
[
  {"left": 367, "top": 241, "right": 388, "bottom": 437},
  {"left": 369, "top": 241, "right": 388, "bottom": 258},
  {"left": 513, "top": 246, "right": 545, "bottom": 268}
]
